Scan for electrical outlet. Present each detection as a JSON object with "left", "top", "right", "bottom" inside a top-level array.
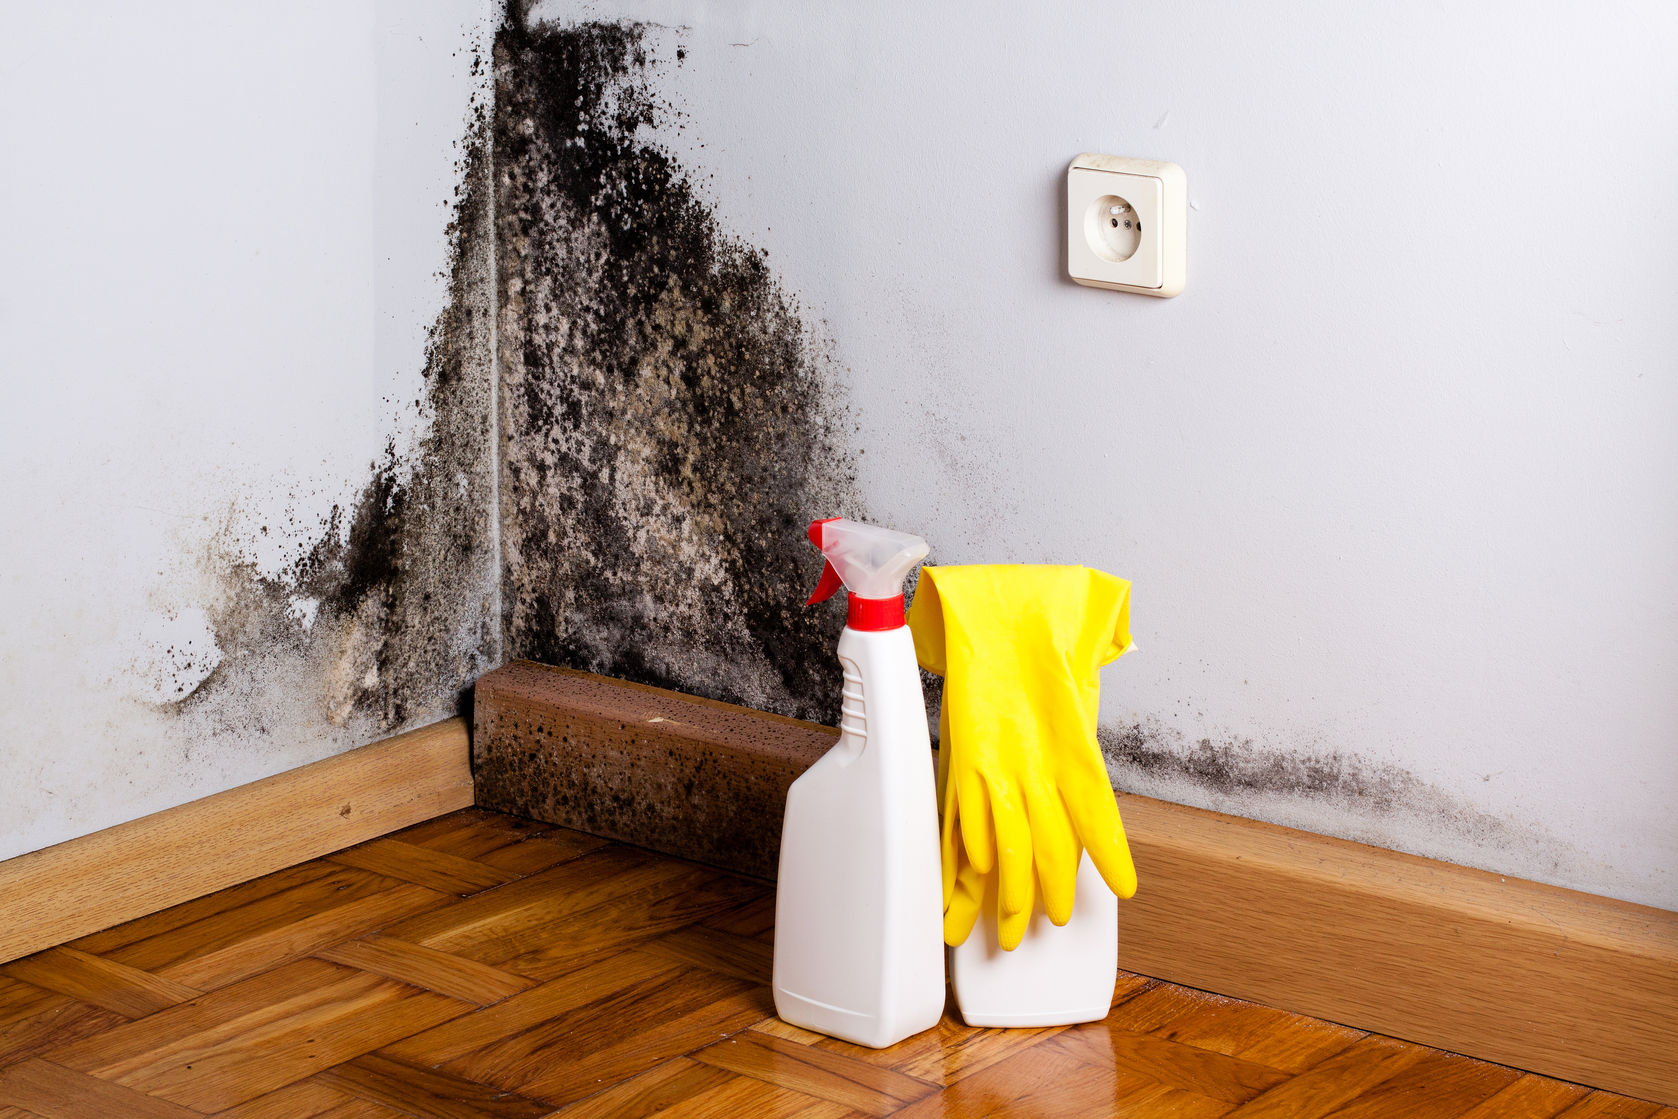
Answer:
[{"left": 1066, "top": 154, "right": 1186, "bottom": 298}]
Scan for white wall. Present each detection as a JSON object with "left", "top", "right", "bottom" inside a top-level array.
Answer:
[
  {"left": 0, "top": 0, "right": 492, "bottom": 860},
  {"left": 552, "top": 0, "right": 1678, "bottom": 908}
]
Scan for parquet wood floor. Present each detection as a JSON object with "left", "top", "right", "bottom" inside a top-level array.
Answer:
[{"left": 1, "top": 808, "right": 1668, "bottom": 1118}]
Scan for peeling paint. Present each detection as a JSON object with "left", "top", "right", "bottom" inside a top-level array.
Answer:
[{"left": 491, "top": 13, "right": 862, "bottom": 725}]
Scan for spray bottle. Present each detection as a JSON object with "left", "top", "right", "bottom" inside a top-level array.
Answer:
[{"left": 772, "top": 518, "right": 945, "bottom": 1048}]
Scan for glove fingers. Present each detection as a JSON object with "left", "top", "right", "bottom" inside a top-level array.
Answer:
[
  {"left": 997, "top": 880, "right": 1033, "bottom": 951},
  {"left": 986, "top": 776, "right": 1034, "bottom": 919},
  {"left": 1024, "top": 782, "right": 1081, "bottom": 926},
  {"left": 940, "top": 794, "right": 960, "bottom": 910},
  {"left": 1066, "top": 785, "right": 1139, "bottom": 900},
  {"left": 957, "top": 768, "right": 996, "bottom": 876},
  {"left": 943, "top": 846, "right": 985, "bottom": 947}
]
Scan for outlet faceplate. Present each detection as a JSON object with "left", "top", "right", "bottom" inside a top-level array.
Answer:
[{"left": 1067, "top": 154, "right": 1186, "bottom": 298}]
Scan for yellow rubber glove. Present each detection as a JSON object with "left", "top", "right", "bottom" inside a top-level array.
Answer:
[{"left": 907, "top": 565, "right": 1138, "bottom": 950}]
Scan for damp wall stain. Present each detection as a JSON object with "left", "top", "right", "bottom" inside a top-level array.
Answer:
[
  {"left": 182, "top": 105, "right": 502, "bottom": 745},
  {"left": 490, "top": 13, "right": 862, "bottom": 724},
  {"left": 1098, "top": 719, "right": 1577, "bottom": 877},
  {"left": 164, "top": 9, "right": 860, "bottom": 755}
]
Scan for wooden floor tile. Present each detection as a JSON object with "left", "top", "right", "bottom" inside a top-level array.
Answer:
[
  {"left": 69, "top": 861, "right": 450, "bottom": 991},
  {"left": 889, "top": 1031, "right": 1103, "bottom": 1117},
  {"left": 1058, "top": 1020, "right": 1291, "bottom": 1105},
  {"left": 210, "top": 1077, "right": 404, "bottom": 1118},
  {"left": 1100, "top": 980, "right": 1209, "bottom": 1034},
  {"left": 376, "top": 810, "right": 608, "bottom": 884},
  {"left": 751, "top": 1015, "right": 842, "bottom": 1045},
  {"left": 500, "top": 985, "right": 773, "bottom": 1108},
  {"left": 1220, "top": 1034, "right": 1427, "bottom": 1118},
  {"left": 638, "top": 922, "right": 773, "bottom": 985},
  {"left": 318, "top": 1051, "right": 555, "bottom": 1118},
  {"left": 315, "top": 935, "right": 535, "bottom": 1006},
  {"left": 474, "top": 832, "right": 611, "bottom": 877},
  {"left": 165, "top": 882, "right": 451, "bottom": 991},
  {"left": 269, "top": 1100, "right": 411, "bottom": 1119},
  {"left": 389, "top": 848, "right": 759, "bottom": 982},
  {"left": 693, "top": 1030, "right": 938, "bottom": 1116},
  {"left": 0, "top": 978, "right": 125, "bottom": 1070},
  {"left": 494, "top": 869, "right": 762, "bottom": 983},
  {"left": 1143, "top": 988, "right": 1326, "bottom": 1061},
  {"left": 386, "top": 847, "right": 669, "bottom": 953},
  {"left": 698, "top": 892, "right": 777, "bottom": 943},
  {"left": 0, "top": 1058, "right": 200, "bottom": 1119},
  {"left": 380, "top": 950, "right": 689, "bottom": 1066},
  {"left": 1453, "top": 1073, "right": 1591, "bottom": 1118},
  {"left": 553, "top": 1055, "right": 858, "bottom": 1119},
  {"left": 2, "top": 948, "right": 201, "bottom": 1019},
  {"left": 886, "top": 1012, "right": 1069, "bottom": 1087},
  {"left": 330, "top": 838, "right": 520, "bottom": 896},
  {"left": 70, "top": 863, "right": 360, "bottom": 962},
  {"left": 546, "top": 1056, "right": 737, "bottom": 1118},
  {"left": 1553, "top": 1094, "right": 1669, "bottom": 1118},
  {"left": 386, "top": 809, "right": 556, "bottom": 858},
  {"left": 1232, "top": 1010, "right": 1365, "bottom": 1075},
  {"left": 620, "top": 1066, "right": 861, "bottom": 1119},
  {"left": 1321, "top": 1046, "right": 1520, "bottom": 1118},
  {"left": 994, "top": 1061, "right": 1233, "bottom": 1119},
  {"left": 44, "top": 958, "right": 470, "bottom": 1112},
  {"left": 393, "top": 952, "right": 762, "bottom": 1106}
]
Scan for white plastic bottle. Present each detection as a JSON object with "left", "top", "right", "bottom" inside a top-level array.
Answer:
[
  {"left": 949, "top": 855, "right": 1118, "bottom": 1027},
  {"left": 772, "top": 518, "right": 945, "bottom": 1049}
]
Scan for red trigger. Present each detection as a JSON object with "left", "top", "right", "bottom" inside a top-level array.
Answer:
[{"left": 807, "top": 559, "right": 845, "bottom": 605}]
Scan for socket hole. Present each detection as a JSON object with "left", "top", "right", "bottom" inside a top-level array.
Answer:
[{"left": 1086, "top": 194, "right": 1140, "bottom": 262}]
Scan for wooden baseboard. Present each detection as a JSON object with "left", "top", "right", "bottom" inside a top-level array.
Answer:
[
  {"left": 0, "top": 717, "right": 473, "bottom": 966},
  {"left": 1110, "top": 793, "right": 1678, "bottom": 1105},
  {"left": 473, "top": 661, "right": 1678, "bottom": 1105}
]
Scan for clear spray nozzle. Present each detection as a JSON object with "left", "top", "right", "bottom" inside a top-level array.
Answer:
[{"left": 806, "top": 518, "right": 929, "bottom": 604}]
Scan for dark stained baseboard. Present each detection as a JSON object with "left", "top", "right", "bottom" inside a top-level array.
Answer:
[
  {"left": 473, "top": 661, "right": 1678, "bottom": 1106},
  {"left": 472, "top": 661, "right": 832, "bottom": 881}
]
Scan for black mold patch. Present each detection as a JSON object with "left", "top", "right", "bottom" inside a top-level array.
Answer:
[
  {"left": 188, "top": 106, "right": 501, "bottom": 737},
  {"left": 1103, "top": 722, "right": 1433, "bottom": 806},
  {"left": 491, "top": 15, "right": 861, "bottom": 724},
  {"left": 1099, "top": 719, "right": 1568, "bottom": 865}
]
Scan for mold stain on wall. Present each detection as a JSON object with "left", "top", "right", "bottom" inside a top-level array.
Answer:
[
  {"left": 490, "top": 11, "right": 861, "bottom": 724},
  {"left": 166, "top": 8, "right": 862, "bottom": 750},
  {"left": 176, "top": 109, "right": 502, "bottom": 748},
  {"left": 1099, "top": 719, "right": 1577, "bottom": 878}
]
